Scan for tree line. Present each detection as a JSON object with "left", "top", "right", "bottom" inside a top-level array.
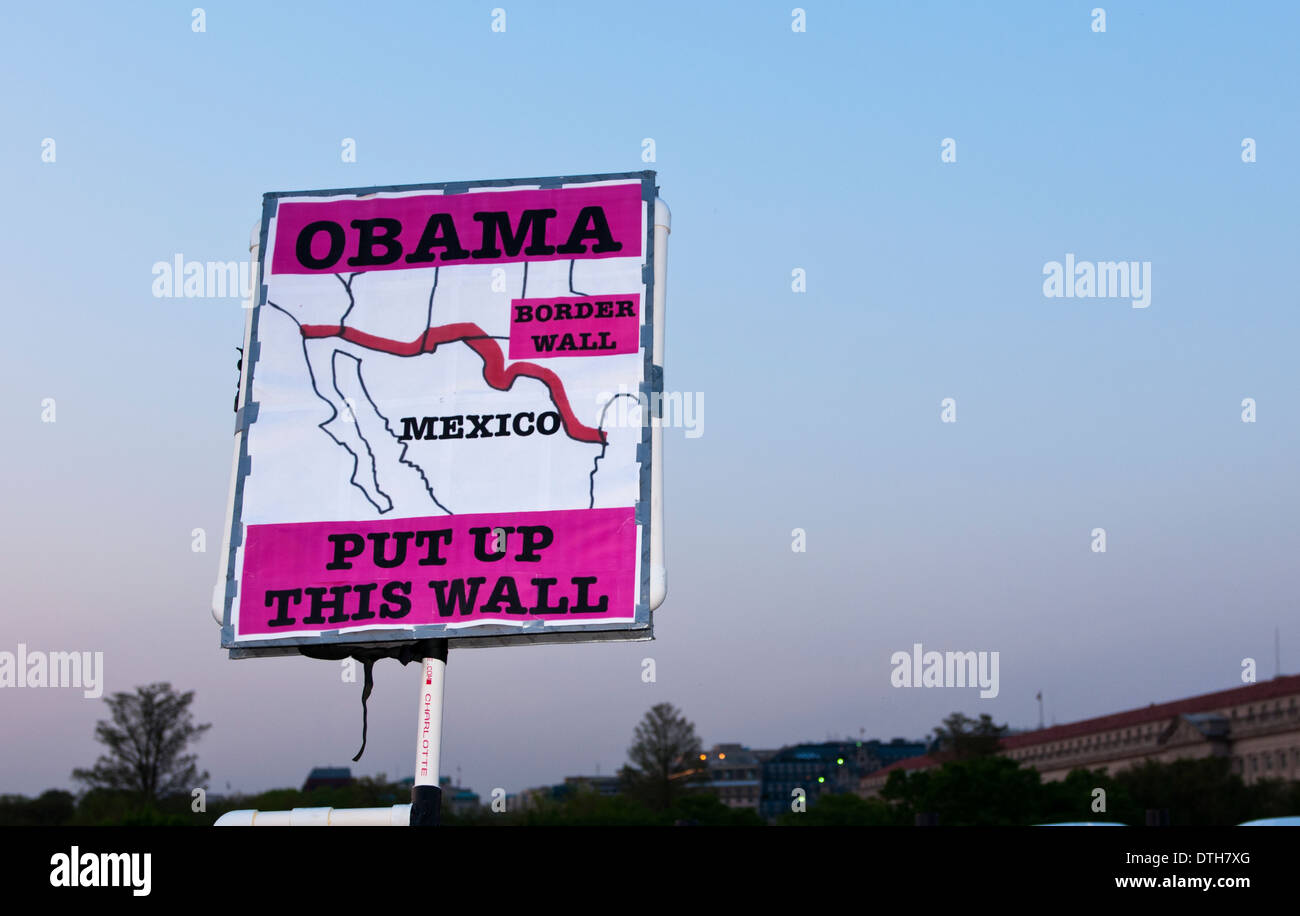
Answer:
[{"left": 3, "top": 687, "right": 1296, "bottom": 826}]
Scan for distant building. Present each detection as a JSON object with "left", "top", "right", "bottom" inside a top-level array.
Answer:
[
  {"left": 759, "top": 742, "right": 878, "bottom": 820},
  {"left": 302, "top": 767, "right": 352, "bottom": 792},
  {"left": 1002, "top": 674, "right": 1300, "bottom": 783},
  {"left": 445, "top": 787, "right": 480, "bottom": 816},
  {"left": 862, "top": 674, "right": 1300, "bottom": 796},
  {"left": 864, "top": 737, "right": 929, "bottom": 769},
  {"left": 519, "top": 775, "right": 620, "bottom": 808},
  {"left": 439, "top": 775, "right": 481, "bottom": 816},
  {"left": 562, "top": 775, "right": 621, "bottom": 797},
  {"left": 518, "top": 785, "right": 553, "bottom": 809},
  {"left": 700, "top": 743, "right": 763, "bottom": 809}
]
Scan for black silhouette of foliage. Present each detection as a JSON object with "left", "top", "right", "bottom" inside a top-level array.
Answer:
[
  {"left": 930, "top": 711, "right": 1008, "bottom": 761},
  {"left": 72, "top": 682, "right": 211, "bottom": 803},
  {"left": 619, "top": 702, "right": 703, "bottom": 810}
]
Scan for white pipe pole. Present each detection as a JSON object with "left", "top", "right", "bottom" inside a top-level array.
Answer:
[
  {"left": 415, "top": 654, "right": 445, "bottom": 788},
  {"left": 410, "top": 642, "right": 448, "bottom": 825}
]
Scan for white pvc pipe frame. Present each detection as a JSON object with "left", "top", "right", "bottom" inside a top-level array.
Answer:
[
  {"left": 217, "top": 653, "right": 442, "bottom": 826},
  {"left": 215, "top": 805, "right": 412, "bottom": 826},
  {"left": 215, "top": 197, "right": 670, "bottom": 826}
]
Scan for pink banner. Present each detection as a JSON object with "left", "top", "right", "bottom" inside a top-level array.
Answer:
[
  {"left": 270, "top": 183, "right": 642, "bottom": 275},
  {"left": 508, "top": 294, "right": 640, "bottom": 359},
  {"left": 238, "top": 507, "right": 637, "bottom": 635}
]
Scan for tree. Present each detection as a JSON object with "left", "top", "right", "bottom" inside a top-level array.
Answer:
[
  {"left": 929, "top": 711, "right": 1008, "bottom": 761},
  {"left": 620, "top": 702, "right": 703, "bottom": 811},
  {"left": 0, "top": 790, "right": 75, "bottom": 826},
  {"left": 1111, "top": 756, "right": 1296, "bottom": 826},
  {"left": 667, "top": 792, "right": 765, "bottom": 827},
  {"left": 881, "top": 756, "right": 1045, "bottom": 825},
  {"left": 1037, "top": 767, "right": 1138, "bottom": 825},
  {"left": 777, "top": 792, "right": 904, "bottom": 827},
  {"left": 72, "top": 682, "right": 211, "bottom": 803}
]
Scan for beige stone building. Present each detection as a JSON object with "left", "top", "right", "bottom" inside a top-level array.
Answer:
[
  {"left": 701, "top": 743, "right": 768, "bottom": 809},
  {"left": 861, "top": 674, "right": 1300, "bottom": 795},
  {"left": 1003, "top": 674, "right": 1300, "bottom": 783}
]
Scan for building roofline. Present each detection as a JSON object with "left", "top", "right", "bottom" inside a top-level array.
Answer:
[
  {"left": 868, "top": 754, "right": 942, "bottom": 777},
  {"left": 1001, "top": 674, "right": 1300, "bottom": 749}
]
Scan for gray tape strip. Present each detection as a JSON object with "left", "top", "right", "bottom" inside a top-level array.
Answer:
[
  {"left": 635, "top": 184, "right": 656, "bottom": 625},
  {"left": 234, "top": 401, "right": 260, "bottom": 433},
  {"left": 222, "top": 195, "right": 276, "bottom": 647},
  {"left": 637, "top": 372, "right": 662, "bottom": 417},
  {"left": 264, "top": 170, "right": 654, "bottom": 202}
]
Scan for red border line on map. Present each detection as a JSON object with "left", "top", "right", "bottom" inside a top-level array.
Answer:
[{"left": 299, "top": 322, "right": 606, "bottom": 445}]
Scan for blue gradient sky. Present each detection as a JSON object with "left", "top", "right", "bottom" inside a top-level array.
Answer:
[{"left": 1, "top": 1, "right": 1297, "bottom": 796}]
